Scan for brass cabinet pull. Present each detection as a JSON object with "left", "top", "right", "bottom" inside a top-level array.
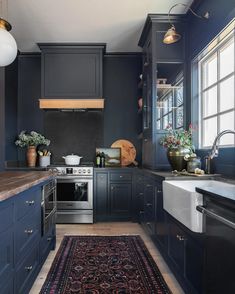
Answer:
[
  {"left": 157, "top": 190, "right": 162, "bottom": 193},
  {"left": 146, "top": 203, "right": 152, "bottom": 207},
  {"left": 47, "top": 237, "right": 52, "bottom": 242},
  {"left": 140, "top": 211, "right": 144, "bottom": 214},
  {"left": 25, "top": 265, "right": 33, "bottom": 271},
  {"left": 25, "top": 200, "right": 35, "bottom": 205},
  {"left": 24, "top": 229, "right": 33, "bottom": 235},
  {"left": 119, "top": 175, "right": 123, "bottom": 178},
  {"left": 139, "top": 192, "right": 144, "bottom": 196},
  {"left": 176, "top": 234, "right": 185, "bottom": 241},
  {"left": 144, "top": 62, "right": 149, "bottom": 67}
]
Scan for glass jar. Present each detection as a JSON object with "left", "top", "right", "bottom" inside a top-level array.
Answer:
[{"left": 187, "top": 157, "right": 201, "bottom": 173}]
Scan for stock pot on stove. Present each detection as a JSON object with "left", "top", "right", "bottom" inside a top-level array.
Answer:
[{"left": 62, "top": 154, "right": 83, "bottom": 165}]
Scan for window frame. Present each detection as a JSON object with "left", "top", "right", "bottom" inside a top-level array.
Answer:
[{"left": 197, "top": 24, "right": 235, "bottom": 149}]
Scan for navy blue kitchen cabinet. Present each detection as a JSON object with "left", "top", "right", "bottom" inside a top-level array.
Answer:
[
  {"left": 136, "top": 170, "right": 204, "bottom": 294},
  {"left": 38, "top": 43, "right": 105, "bottom": 99},
  {"left": 138, "top": 15, "right": 187, "bottom": 170},
  {"left": 110, "top": 183, "right": 132, "bottom": 219},
  {"left": 94, "top": 169, "right": 133, "bottom": 221},
  {"left": 0, "top": 180, "right": 56, "bottom": 294}
]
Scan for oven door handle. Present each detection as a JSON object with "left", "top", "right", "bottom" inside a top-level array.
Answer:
[{"left": 197, "top": 205, "right": 235, "bottom": 230}]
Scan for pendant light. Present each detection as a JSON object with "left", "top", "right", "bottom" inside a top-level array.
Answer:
[
  {"left": 0, "top": 0, "right": 17, "bottom": 66},
  {"left": 163, "top": 3, "right": 209, "bottom": 45}
]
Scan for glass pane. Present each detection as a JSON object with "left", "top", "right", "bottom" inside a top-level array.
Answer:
[
  {"left": 203, "top": 54, "right": 217, "bottom": 89},
  {"left": 176, "top": 83, "right": 183, "bottom": 106},
  {"left": 157, "top": 107, "right": 161, "bottom": 119},
  {"left": 163, "top": 100, "right": 168, "bottom": 115},
  {"left": 176, "top": 106, "right": 183, "bottom": 128},
  {"left": 203, "top": 86, "right": 217, "bottom": 117},
  {"left": 157, "top": 120, "right": 161, "bottom": 130},
  {"left": 219, "top": 111, "right": 235, "bottom": 145},
  {"left": 168, "top": 94, "right": 173, "bottom": 110},
  {"left": 219, "top": 76, "right": 234, "bottom": 112},
  {"left": 168, "top": 112, "right": 173, "bottom": 125},
  {"left": 220, "top": 40, "right": 234, "bottom": 79},
  {"left": 203, "top": 117, "right": 217, "bottom": 147},
  {"left": 163, "top": 116, "right": 168, "bottom": 129}
]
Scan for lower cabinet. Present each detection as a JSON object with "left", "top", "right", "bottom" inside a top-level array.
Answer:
[
  {"left": 110, "top": 183, "right": 132, "bottom": 219},
  {"left": 136, "top": 170, "right": 204, "bottom": 294},
  {"left": 0, "top": 179, "right": 56, "bottom": 294},
  {"left": 94, "top": 169, "right": 133, "bottom": 221}
]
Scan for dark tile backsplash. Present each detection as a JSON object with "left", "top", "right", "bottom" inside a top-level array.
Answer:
[{"left": 44, "top": 111, "right": 104, "bottom": 164}]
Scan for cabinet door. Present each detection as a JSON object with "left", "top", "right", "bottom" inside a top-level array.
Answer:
[
  {"left": 95, "top": 172, "right": 108, "bottom": 221},
  {"left": 134, "top": 174, "right": 145, "bottom": 223},
  {"left": 0, "top": 229, "right": 13, "bottom": 290},
  {"left": 185, "top": 235, "right": 204, "bottom": 294},
  {"left": 42, "top": 49, "right": 102, "bottom": 98},
  {"left": 143, "top": 179, "right": 155, "bottom": 235},
  {"left": 110, "top": 183, "right": 132, "bottom": 219},
  {"left": 155, "top": 182, "right": 168, "bottom": 248},
  {"left": 168, "top": 216, "right": 185, "bottom": 273}
]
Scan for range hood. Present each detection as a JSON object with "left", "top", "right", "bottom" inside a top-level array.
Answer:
[{"left": 39, "top": 99, "right": 105, "bottom": 110}]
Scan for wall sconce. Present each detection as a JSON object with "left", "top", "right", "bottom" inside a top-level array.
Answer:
[
  {"left": 163, "top": 3, "right": 209, "bottom": 45},
  {"left": 0, "top": 0, "right": 17, "bottom": 67}
]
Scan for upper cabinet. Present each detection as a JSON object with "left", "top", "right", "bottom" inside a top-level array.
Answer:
[
  {"left": 138, "top": 14, "right": 187, "bottom": 169},
  {"left": 38, "top": 43, "right": 106, "bottom": 99}
]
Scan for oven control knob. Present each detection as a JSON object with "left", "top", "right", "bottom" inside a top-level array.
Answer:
[
  {"left": 78, "top": 169, "right": 82, "bottom": 174},
  {"left": 87, "top": 170, "right": 91, "bottom": 173},
  {"left": 82, "top": 170, "right": 86, "bottom": 173}
]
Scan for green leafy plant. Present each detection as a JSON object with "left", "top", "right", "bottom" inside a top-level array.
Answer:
[
  {"left": 160, "top": 124, "right": 195, "bottom": 153},
  {"left": 15, "top": 131, "right": 50, "bottom": 148}
]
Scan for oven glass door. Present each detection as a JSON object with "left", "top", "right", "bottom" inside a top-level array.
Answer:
[{"left": 56, "top": 178, "right": 93, "bottom": 210}]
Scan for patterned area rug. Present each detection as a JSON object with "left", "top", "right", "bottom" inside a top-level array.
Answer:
[{"left": 40, "top": 235, "right": 171, "bottom": 294}]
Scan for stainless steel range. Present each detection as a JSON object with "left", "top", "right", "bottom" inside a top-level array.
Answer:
[{"left": 48, "top": 164, "right": 93, "bottom": 224}]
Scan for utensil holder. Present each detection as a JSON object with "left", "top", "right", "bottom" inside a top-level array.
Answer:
[{"left": 39, "top": 155, "right": 50, "bottom": 167}]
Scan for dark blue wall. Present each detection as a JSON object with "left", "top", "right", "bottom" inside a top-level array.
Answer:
[
  {"left": 5, "top": 60, "right": 18, "bottom": 161},
  {"left": 188, "top": 0, "right": 235, "bottom": 178},
  {"left": 6, "top": 53, "right": 142, "bottom": 164}
]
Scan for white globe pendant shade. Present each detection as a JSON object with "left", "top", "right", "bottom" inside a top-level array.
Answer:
[{"left": 0, "top": 19, "right": 17, "bottom": 67}]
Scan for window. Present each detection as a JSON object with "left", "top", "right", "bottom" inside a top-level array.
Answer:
[{"left": 198, "top": 24, "right": 235, "bottom": 148}]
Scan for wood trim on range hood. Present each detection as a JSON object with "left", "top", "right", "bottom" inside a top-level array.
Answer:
[{"left": 39, "top": 99, "right": 104, "bottom": 109}]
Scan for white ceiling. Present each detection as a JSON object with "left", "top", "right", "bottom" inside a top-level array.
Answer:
[{"left": 4, "top": 0, "right": 193, "bottom": 52}]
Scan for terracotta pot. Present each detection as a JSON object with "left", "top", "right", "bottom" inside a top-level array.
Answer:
[
  {"left": 26, "top": 146, "right": 37, "bottom": 167},
  {"left": 167, "top": 147, "right": 190, "bottom": 171}
]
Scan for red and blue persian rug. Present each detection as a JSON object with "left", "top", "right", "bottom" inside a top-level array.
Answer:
[{"left": 40, "top": 235, "right": 171, "bottom": 294}]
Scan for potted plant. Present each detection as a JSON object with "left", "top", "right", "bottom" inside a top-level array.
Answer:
[
  {"left": 15, "top": 131, "right": 50, "bottom": 167},
  {"left": 160, "top": 124, "right": 195, "bottom": 171}
]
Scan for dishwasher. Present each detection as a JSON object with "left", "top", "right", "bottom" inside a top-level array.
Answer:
[{"left": 197, "top": 197, "right": 235, "bottom": 294}]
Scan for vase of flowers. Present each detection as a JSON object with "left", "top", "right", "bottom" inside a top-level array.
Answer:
[
  {"left": 15, "top": 131, "right": 50, "bottom": 167},
  {"left": 160, "top": 125, "right": 195, "bottom": 171}
]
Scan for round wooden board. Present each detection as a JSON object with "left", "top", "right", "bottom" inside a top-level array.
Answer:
[{"left": 111, "top": 139, "right": 137, "bottom": 166}]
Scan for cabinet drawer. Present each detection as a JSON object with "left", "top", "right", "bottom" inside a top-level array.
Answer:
[
  {"left": 15, "top": 244, "right": 39, "bottom": 294},
  {"left": 0, "top": 229, "right": 13, "bottom": 289},
  {"left": 110, "top": 172, "right": 132, "bottom": 182},
  {"left": 16, "top": 187, "right": 41, "bottom": 220},
  {"left": 0, "top": 201, "right": 13, "bottom": 233},
  {"left": 1, "top": 277, "right": 13, "bottom": 294},
  {"left": 15, "top": 210, "right": 40, "bottom": 264}
]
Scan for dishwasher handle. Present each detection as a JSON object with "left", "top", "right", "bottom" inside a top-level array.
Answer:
[{"left": 197, "top": 205, "right": 235, "bottom": 230}]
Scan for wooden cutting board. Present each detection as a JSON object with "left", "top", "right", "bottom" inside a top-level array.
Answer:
[{"left": 111, "top": 139, "right": 137, "bottom": 166}]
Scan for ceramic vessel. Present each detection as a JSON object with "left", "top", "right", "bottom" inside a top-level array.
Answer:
[
  {"left": 62, "top": 154, "right": 83, "bottom": 165},
  {"left": 167, "top": 147, "right": 190, "bottom": 171},
  {"left": 26, "top": 146, "right": 37, "bottom": 167}
]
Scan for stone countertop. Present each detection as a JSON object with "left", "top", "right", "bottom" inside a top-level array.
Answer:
[
  {"left": 196, "top": 184, "right": 235, "bottom": 206},
  {"left": 0, "top": 171, "right": 55, "bottom": 202}
]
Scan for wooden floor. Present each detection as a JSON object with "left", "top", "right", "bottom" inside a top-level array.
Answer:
[{"left": 30, "top": 223, "right": 184, "bottom": 294}]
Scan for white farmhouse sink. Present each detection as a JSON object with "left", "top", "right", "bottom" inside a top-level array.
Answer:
[{"left": 163, "top": 180, "right": 234, "bottom": 233}]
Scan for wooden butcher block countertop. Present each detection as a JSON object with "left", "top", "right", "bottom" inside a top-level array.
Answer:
[{"left": 0, "top": 171, "right": 55, "bottom": 202}]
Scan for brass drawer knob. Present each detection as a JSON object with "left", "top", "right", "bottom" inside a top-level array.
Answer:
[{"left": 176, "top": 234, "right": 185, "bottom": 241}]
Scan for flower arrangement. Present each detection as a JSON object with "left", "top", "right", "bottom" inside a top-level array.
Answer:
[
  {"left": 160, "top": 124, "right": 195, "bottom": 153},
  {"left": 15, "top": 131, "right": 50, "bottom": 148}
]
